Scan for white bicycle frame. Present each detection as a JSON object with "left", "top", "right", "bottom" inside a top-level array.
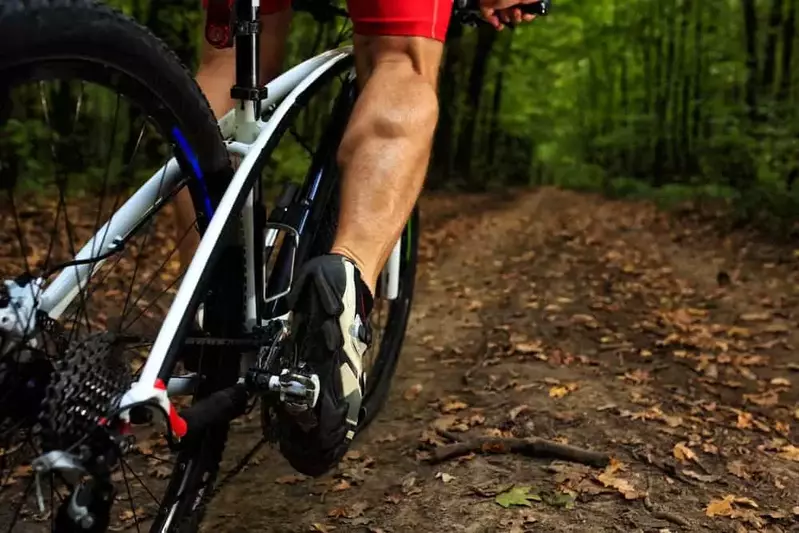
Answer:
[{"left": 28, "top": 45, "right": 404, "bottom": 427}]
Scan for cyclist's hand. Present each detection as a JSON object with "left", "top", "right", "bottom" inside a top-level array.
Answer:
[{"left": 480, "top": 0, "right": 539, "bottom": 30}]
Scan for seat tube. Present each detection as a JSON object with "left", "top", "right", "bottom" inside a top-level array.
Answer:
[
  {"left": 231, "top": 0, "right": 263, "bottom": 142},
  {"left": 234, "top": 0, "right": 259, "bottom": 96}
]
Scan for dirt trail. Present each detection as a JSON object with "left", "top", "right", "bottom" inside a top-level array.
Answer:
[{"left": 203, "top": 188, "right": 799, "bottom": 533}]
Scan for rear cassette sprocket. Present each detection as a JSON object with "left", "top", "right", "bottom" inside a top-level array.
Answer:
[{"left": 39, "top": 332, "right": 131, "bottom": 452}]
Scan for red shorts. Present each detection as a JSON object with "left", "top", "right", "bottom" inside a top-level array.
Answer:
[{"left": 206, "top": 0, "right": 452, "bottom": 42}]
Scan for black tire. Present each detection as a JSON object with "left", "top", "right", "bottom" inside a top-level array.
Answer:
[
  {"left": 0, "top": 1, "right": 239, "bottom": 532},
  {"left": 358, "top": 206, "right": 419, "bottom": 428}
]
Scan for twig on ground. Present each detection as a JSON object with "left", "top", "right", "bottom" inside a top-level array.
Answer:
[
  {"left": 643, "top": 494, "right": 691, "bottom": 528},
  {"left": 429, "top": 437, "right": 610, "bottom": 467},
  {"left": 435, "top": 428, "right": 464, "bottom": 443}
]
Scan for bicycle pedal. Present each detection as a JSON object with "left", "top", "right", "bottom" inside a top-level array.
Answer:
[{"left": 245, "top": 368, "right": 319, "bottom": 410}]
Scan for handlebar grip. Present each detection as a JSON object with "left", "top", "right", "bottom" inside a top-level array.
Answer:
[{"left": 456, "top": 0, "right": 550, "bottom": 16}]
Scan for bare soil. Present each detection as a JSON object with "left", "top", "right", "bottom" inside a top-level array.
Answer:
[{"left": 199, "top": 188, "right": 799, "bottom": 533}]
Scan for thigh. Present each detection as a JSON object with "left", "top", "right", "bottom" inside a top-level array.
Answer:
[{"left": 347, "top": 0, "right": 453, "bottom": 42}]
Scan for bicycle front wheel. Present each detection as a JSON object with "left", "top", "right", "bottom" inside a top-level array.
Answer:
[{"left": 0, "top": 1, "right": 240, "bottom": 532}]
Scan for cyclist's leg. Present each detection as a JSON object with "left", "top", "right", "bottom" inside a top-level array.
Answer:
[
  {"left": 176, "top": 3, "right": 292, "bottom": 269},
  {"left": 333, "top": 33, "right": 444, "bottom": 291},
  {"left": 279, "top": 1, "right": 449, "bottom": 477}
]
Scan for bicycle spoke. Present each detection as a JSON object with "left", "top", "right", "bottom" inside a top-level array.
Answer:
[
  {"left": 120, "top": 216, "right": 196, "bottom": 330},
  {"left": 119, "top": 459, "right": 143, "bottom": 533},
  {"left": 123, "top": 270, "right": 185, "bottom": 332},
  {"left": 5, "top": 475, "right": 34, "bottom": 533},
  {"left": 85, "top": 91, "right": 122, "bottom": 296},
  {"left": 119, "top": 158, "right": 171, "bottom": 323},
  {"left": 39, "top": 83, "right": 94, "bottom": 339},
  {"left": 120, "top": 456, "right": 161, "bottom": 508}
]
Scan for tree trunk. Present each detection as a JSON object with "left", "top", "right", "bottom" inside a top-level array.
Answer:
[
  {"left": 431, "top": 23, "right": 464, "bottom": 185},
  {"left": 778, "top": 0, "right": 796, "bottom": 101},
  {"left": 487, "top": 33, "right": 513, "bottom": 167},
  {"left": 454, "top": 24, "right": 497, "bottom": 186},
  {"left": 741, "top": 0, "right": 759, "bottom": 119},
  {"left": 762, "top": 0, "right": 784, "bottom": 92}
]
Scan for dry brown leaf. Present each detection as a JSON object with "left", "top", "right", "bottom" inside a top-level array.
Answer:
[
  {"left": 739, "top": 312, "right": 771, "bottom": 322},
  {"left": 735, "top": 411, "right": 753, "bottom": 429},
  {"left": 743, "top": 390, "right": 779, "bottom": 407},
  {"left": 778, "top": 445, "right": 799, "bottom": 462},
  {"left": 682, "top": 469, "right": 720, "bottom": 483},
  {"left": 549, "top": 382, "right": 579, "bottom": 399},
  {"left": 595, "top": 460, "right": 643, "bottom": 500},
  {"left": 441, "top": 400, "right": 468, "bottom": 414},
  {"left": 726, "top": 461, "right": 750, "bottom": 480},
  {"left": 514, "top": 340, "right": 543, "bottom": 354},
  {"left": 435, "top": 472, "right": 456, "bottom": 483},
  {"left": 332, "top": 479, "right": 351, "bottom": 492},
  {"left": 310, "top": 523, "right": 335, "bottom": 532},
  {"left": 673, "top": 442, "right": 697, "bottom": 463},
  {"left": 327, "top": 508, "right": 348, "bottom": 519},
  {"left": 771, "top": 377, "right": 791, "bottom": 387},
  {"left": 403, "top": 383, "right": 423, "bottom": 401},
  {"left": 706, "top": 494, "right": 760, "bottom": 519}
]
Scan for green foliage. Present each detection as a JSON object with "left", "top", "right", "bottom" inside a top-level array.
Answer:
[{"left": 3, "top": 0, "right": 798, "bottom": 234}]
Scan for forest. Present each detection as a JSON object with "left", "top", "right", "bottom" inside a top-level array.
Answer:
[
  {"left": 121, "top": 0, "right": 797, "bottom": 231},
  {"left": 16, "top": 0, "right": 799, "bottom": 231}
]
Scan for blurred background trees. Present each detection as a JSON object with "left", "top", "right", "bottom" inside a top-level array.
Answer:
[{"left": 18, "top": 0, "right": 799, "bottom": 231}]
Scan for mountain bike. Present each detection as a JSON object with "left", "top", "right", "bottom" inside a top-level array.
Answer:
[{"left": 0, "top": 0, "right": 549, "bottom": 531}]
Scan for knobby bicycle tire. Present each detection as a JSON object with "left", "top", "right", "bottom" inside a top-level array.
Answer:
[{"left": 0, "top": 1, "right": 241, "bottom": 531}]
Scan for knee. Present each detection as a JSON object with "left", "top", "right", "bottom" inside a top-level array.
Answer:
[{"left": 337, "top": 65, "right": 439, "bottom": 168}]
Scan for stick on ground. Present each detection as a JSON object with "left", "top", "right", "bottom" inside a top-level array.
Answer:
[{"left": 429, "top": 437, "right": 611, "bottom": 468}]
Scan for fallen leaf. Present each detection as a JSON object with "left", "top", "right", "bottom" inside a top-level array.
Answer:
[
  {"left": 743, "top": 390, "right": 779, "bottom": 407},
  {"left": 727, "top": 461, "right": 751, "bottom": 480},
  {"left": 736, "top": 411, "right": 753, "bottom": 429},
  {"left": 549, "top": 383, "right": 579, "bottom": 399},
  {"left": 739, "top": 312, "right": 771, "bottom": 322},
  {"left": 435, "top": 472, "right": 455, "bottom": 483},
  {"left": 332, "top": 479, "right": 351, "bottom": 492},
  {"left": 403, "top": 384, "right": 423, "bottom": 401},
  {"left": 771, "top": 377, "right": 791, "bottom": 387},
  {"left": 310, "top": 523, "right": 335, "bottom": 532},
  {"left": 514, "top": 340, "right": 544, "bottom": 354},
  {"left": 596, "top": 469, "right": 644, "bottom": 500},
  {"left": 778, "top": 445, "right": 799, "bottom": 462},
  {"left": 673, "top": 442, "right": 697, "bottom": 463},
  {"left": 682, "top": 469, "right": 721, "bottom": 483},
  {"left": 441, "top": 400, "right": 469, "bottom": 414},
  {"left": 706, "top": 494, "right": 760, "bottom": 519},
  {"left": 327, "top": 508, "right": 348, "bottom": 519},
  {"left": 495, "top": 486, "right": 541, "bottom": 508}
]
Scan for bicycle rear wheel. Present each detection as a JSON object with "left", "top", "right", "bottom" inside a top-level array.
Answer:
[{"left": 0, "top": 1, "right": 240, "bottom": 531}]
